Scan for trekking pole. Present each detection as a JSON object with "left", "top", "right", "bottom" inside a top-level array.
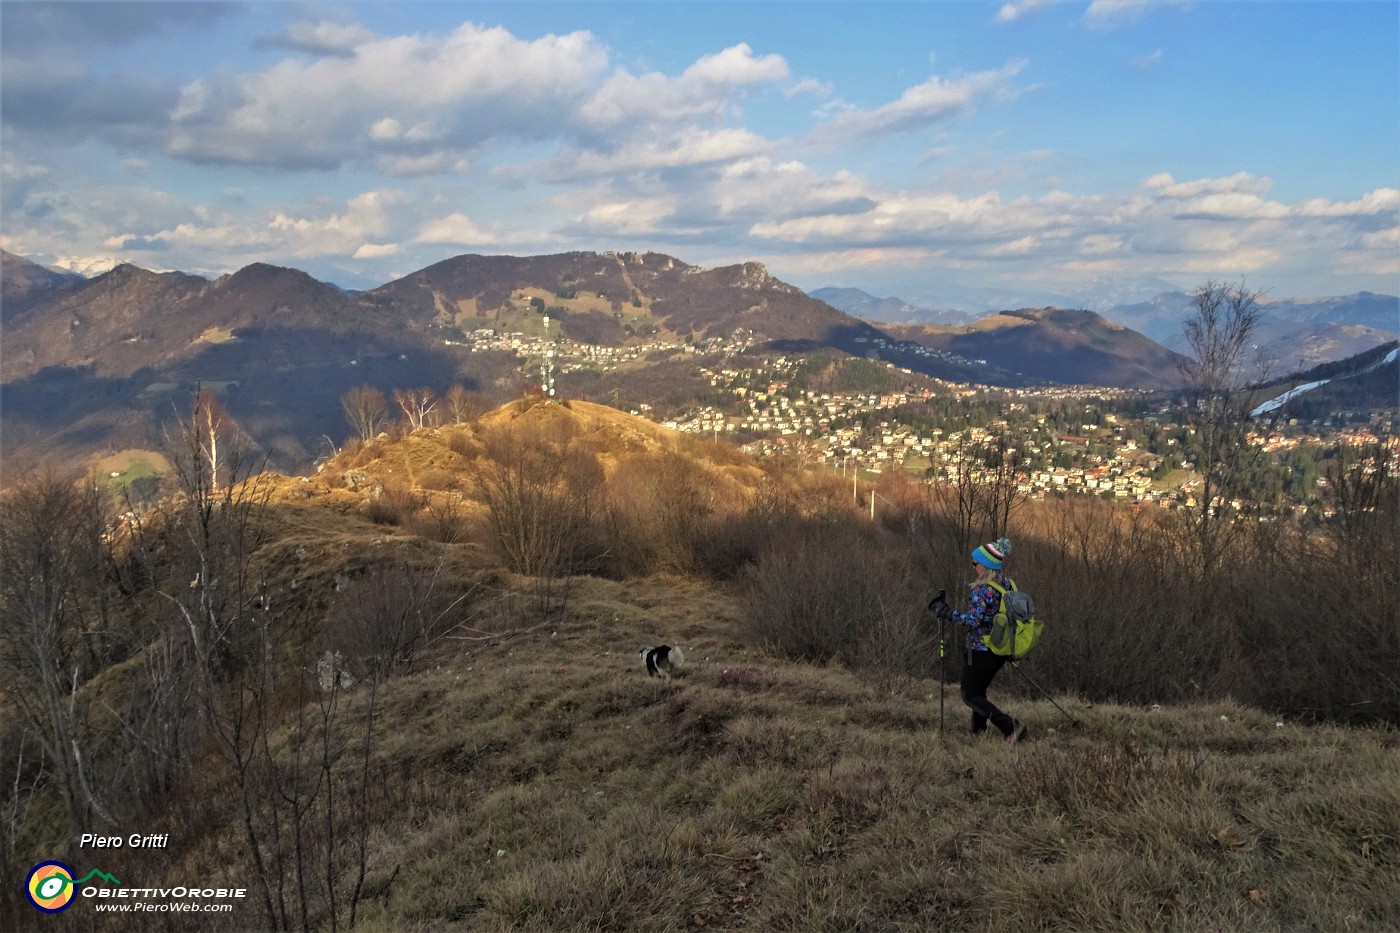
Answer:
[
  {"left": 938, "top": 617, "right": 946, "bottom": 736},
  {"left": 929, "top": 590, "right": 948, "bottom": 736},
  {"left": 1008, "top": 662, "right": 1080, "bottom": 726}
]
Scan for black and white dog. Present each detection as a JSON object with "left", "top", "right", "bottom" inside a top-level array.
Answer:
[{"left": 640, "top": 645, "right": 685, "bottom": 678}]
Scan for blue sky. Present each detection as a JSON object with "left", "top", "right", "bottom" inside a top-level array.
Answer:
[{"left": 2, "top": 1, "right": 1396, "bottom": 309}]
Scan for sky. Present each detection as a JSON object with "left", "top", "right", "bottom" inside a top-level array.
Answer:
[{"left": 1, "top": 0, "right": 1396, "bottom": 310}]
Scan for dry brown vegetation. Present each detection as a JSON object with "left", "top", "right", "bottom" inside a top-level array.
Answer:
[{"left": 1, "top": 399, "right": 1396, "bottom": 931}]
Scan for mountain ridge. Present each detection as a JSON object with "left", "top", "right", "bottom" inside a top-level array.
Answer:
[
  {"left": 818, "top": 281, "right": 1398, "bottom": 369},
  {"left": 0, "top": 249, "right": 1257, "bottom": 472}
]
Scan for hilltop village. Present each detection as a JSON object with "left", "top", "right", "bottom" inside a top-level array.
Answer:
[{"left": 447, "top": 324, "right": 1395, "bottom": 518}]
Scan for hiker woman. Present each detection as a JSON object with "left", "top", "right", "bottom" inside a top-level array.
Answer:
[{"left": 936, "top": 537, "right": 1028, "bottom": 744}]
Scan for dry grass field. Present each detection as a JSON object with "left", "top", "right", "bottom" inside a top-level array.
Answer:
[
  {"left": 2, "top": 400, "right": 1395, "bottom": 931},
  {"left": 123, "top": 572, "right": 1397, "bottom": 932},
  {"left": 343, "top": 580, "right": 1400, "bottom": 933}
]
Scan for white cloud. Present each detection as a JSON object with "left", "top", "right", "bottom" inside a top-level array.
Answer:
[
  {"left": 764, "top": 246, "right": 948, "bottom": 279},
  {"left": 263, "top": 19, "right": 376, "bottom": 56},
  {"left": 1, "top": 153, "right": 49, "bottom": 184},
  {"left": 352, "top": 242, "right": 400, "bottom": 259},
  {"left": 1, "top": 152, "right": 50, "bottom": 210},
  {"left": 749, "top": 189, "right": 1021, "bottom": 244},
  {"left": 685, "top": 43, "right": 789, "bottom": 86},
  {"left": 1346, "top": 226, "right": 1400, "bottom": 275},
  {"left": 1085, "top": 0, "right": 1194, "bottom": 29},
  {"left": 990, "top": 236, "right": 1038, "bottom": 255},
  {"left": 415, "top": 212, "right": 495, "bottom": 246},
  {"left": 1145, "top": 175, "right": 1399, "bottom": 223},
  {"left": 579, "top": 43, "right": 788, "bottom": 127},
  {"left": 1295, "top": 188, "right": 1400, "bottom": 218},
  {"left": 1131, "top": 50, "right": 1164, "bottom": 71},
  {"left": 1175, "top": 193, "right": 1290, "bottom": 221},
  {"left": 368, "top": 118, "right": 403, "bottom": 142},
  {"left": 813, "top": 61, "right": 1027, "bottom": 141},
  {"left": 1079, "top": 233, "right": 1124, "bottom": 255},
  {"left": 367, "top": 118, "right": 445, "bottom": 143},
  {"left": 568, "top": 198, "right": 680, "bottom": 237},
  {"left": 745, "top": 169, "right": 1399, "bottom": 291},
  {"left": 374, "top": 153, "right": 472, "bottom": 177},
  {"left": 713, "top": 158, "right": 875, "bottom": 223},
  {"left": 156, "top": 27, "right": 796, "bottom": 187},
  {"left": 166, "top": 23, "right": 610, "bottom": 171},
  {"left": 78, "top": 189, "right": 425, "bottom": 274},
  {"left": 1144, "top": 171, "right": 1272, "bottom": 199},
  {"left": 518, "top": 127, "right": 773, "bottom": 183},
  {"left": 995, "top": 0, "right": 1059, "bottom": 24},
  {"left": 267, "top": 190, "right": 403, "bottom": 257},
  {"left": 785, "top": 77, "right": 833, "bottom": 99},
  {"left": 1358, "top": 226, "right": 1400, "bottom": 250}
]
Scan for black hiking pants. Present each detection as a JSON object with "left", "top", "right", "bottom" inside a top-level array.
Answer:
[{"left": 961, "top": 649, "right": 1015, "bottom": 737}]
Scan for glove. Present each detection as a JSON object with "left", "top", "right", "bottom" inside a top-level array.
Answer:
[{"left": 928, "top": 589, "right": 953, "bottom": 621}]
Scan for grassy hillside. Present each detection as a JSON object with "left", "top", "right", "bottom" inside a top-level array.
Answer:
[
  {"left": 306, "top": 595, "right": 1400, "bottom": 933},
  {"left": 12, "top": 573, "right": 1396, "bottom": 932},
  {"left": 2, "top": 400, "right": 1395, "bottom": 931}
]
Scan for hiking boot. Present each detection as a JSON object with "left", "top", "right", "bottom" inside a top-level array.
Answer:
[{"left": 1006, "top": 721, "right": 1028, "bottom": 745}]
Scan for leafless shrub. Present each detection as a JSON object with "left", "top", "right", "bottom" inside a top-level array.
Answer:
[
  {"left": 1020, "top": 498, "right": 1204, "bottom": 703},
  {"left": 466, "top": 419, "right": 607, "bottom": 577},
  {"left": 606, "top": 451, "right": 716, "bottom": 575},
  {"left": 417, "top": 468, "right": 458, "bottom": 492},
  {"left": 1321, "top": 439, "right": 1398, "bottom": 580},
  {"left": 740, "top": 509, "right": 926, "bottom": 672},
  {"left": 408, "top": 494, "right": 471, "bottom": 545},
  {"left": 693, "top": 481, "right": 803, "bottom": 581},
  {"left": 332, "top": 560, "right": 472, "bottom": 677},
  {"left": 366, "top": 484, "right": 424, "bottom": 526},
  {"left": 444, "top": 428, "right": 478, "bottom": 459}
]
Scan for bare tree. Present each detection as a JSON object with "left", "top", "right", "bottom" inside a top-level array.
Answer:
[
  {"left": 0, "top": 471, "right": 119, "bottom": 830},
  {"left": 141, "top": 398, "right": 284, "bottom": 926},
  {"left": 1175, "top": 280, "right": 1270, "bottom": 571},
  {"left": 342, "top": 385, "right": 389, "bottom": 441},
  {"left": 394, "top": 387, "right": 438, "bottom": 430},
  {"left": 444, "top": 384, "right": 488, "bottom": 424},
  {"left": 192, "top": 386, "right": 232, "bottom": 495},
  {"left": 1322, "top": 437, "right": 1398, "bottom": 579},
  {"left": 914, "top": 431, "right": 1025, "bottom": 566}
]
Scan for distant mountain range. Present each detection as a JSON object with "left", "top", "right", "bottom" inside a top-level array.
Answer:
[
  {"left": 808, "top": 287, "right": 974, "bottom": 326},
  {"left": 819, "top": 284, "right": 1398, "bottom": 369},
  {"left": 3, "top": 248, "right": 1386, "bottom": 475}
]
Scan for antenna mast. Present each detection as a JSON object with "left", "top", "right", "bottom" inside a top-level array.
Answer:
[{"left": 541, "top": 314, "right": 557, "bottom": 398}]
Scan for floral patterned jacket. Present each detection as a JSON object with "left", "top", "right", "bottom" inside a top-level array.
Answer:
[{"left": 949, "top": 574, "right": 1012, "bottom": 655}]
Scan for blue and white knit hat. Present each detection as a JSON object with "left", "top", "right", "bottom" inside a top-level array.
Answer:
[{"left": 971, "top": 537, "right": 1011, "bottom": 571}]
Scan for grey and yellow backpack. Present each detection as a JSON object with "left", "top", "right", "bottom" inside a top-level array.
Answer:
[{"left": 982, "top": 579, "right": 1043, "bottom": 660}]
